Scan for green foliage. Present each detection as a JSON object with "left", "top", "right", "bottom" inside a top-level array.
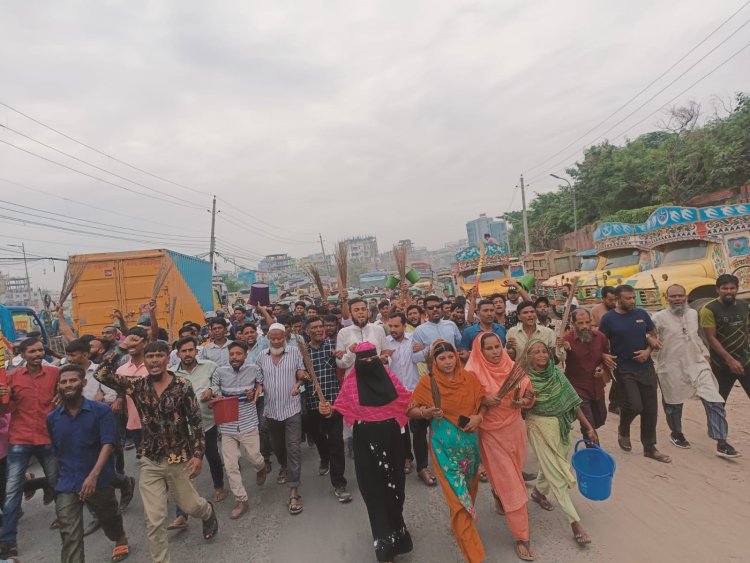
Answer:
[
  {"left": 600, "top": 205, "right": 661, "bottom": 224},
  {"left": 516, "top": 93, "right": 750, "bottom": 251}
]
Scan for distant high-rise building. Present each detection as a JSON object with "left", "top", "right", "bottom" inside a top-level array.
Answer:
[
  {"left": 345, "top": 235, "right": 379, "bottom": 263},
  {"left": 258, "top": 253, "right": 296, "bottom": 274},
  {"left": 466, "top": 214, "right": 507, "bottom": 247}
]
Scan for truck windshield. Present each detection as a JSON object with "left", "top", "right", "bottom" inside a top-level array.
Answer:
[
  {"left": 661, "top": 240, "right": 708, "bottom": 263},
  {"left": 578, "top": 256, "right": 600, "bottom": 271},
  {"left": 602, "top": 249, "right": 640, "bottom": 268},
  {"left": 11, "top": 310, "right": 43, "bottom": 338},
  {"left": 464, "top": 269, "right": 505, "bottom": 284}
]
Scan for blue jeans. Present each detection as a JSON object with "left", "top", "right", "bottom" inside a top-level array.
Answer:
[{"left": 0, "top": 444, "right": 59, "bottom": 547}]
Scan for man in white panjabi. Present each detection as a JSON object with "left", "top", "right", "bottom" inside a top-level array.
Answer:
[{"left": 652, "top": 284, "right": 740, "bottom": 458}]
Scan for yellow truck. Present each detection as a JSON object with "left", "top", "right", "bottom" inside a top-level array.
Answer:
[
  {"left": 69, "top": 249, "right": 214, "bottom": 339},
  {"left": 453, "top": 243, "right": 534, "bottom": 297},
  {"left": 617, "top": 204, "right": 750, "bottom": 311},
  {"left": 542, "top": 224, "right": 655, "bottom": 309}
]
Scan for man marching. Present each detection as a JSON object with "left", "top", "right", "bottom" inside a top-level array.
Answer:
[{"left": 653, "top": 284, "right": 740, "bottom": 458}]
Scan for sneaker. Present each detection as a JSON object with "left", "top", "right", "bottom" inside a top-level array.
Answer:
[
  {"left": 124, "top": 440, "right": 135, "bottom": 451},
  {"left": 669, "top": 433, "right": 691, "bottom": 449},
  {"left": 334, "top": 487, "right": 353, "bottom": 503},
  {"left": 716, "top": 442, "right": 741, "bottom": 458},
  {"left": 318, "top": 462, "right": 330, "bottom": 476}
]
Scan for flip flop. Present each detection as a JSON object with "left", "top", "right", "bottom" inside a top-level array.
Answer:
[
  {"left": 530, "top": 490, "right": 554, "bottom": 511},
  {"left": 515, "top": 540, "right": 536, "bottom": 561},
  {"left": 277, "top": 469, "right": 288, "bottom": 485},
  {"left": 167, "top": 515, "right": 188, "bottom": 530},
  {"left": 574, "top": 532, "right": 591, "bottom": 546},
  {"left": 111, "top": 544, "right": 130, "bottom": 562}
]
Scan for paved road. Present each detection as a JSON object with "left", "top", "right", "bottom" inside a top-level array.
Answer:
[{"left": 15, "top": 395, "right": 750, "bottom": 562}]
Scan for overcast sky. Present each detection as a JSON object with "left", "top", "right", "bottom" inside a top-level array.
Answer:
[{"left": 1, "top": 0, "right": 748, "bottom": 289}]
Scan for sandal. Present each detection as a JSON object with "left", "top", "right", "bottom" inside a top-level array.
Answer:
[
  {"left": 530, "top": 489, "right": 554, "bottom": 511},
  {"left": 277, "top": 469, "right": 288, "bottom": 485},
  {"left": 288, "top": 495, "right": 303, "bottom": 515},
  {"left": 515, "top": 540, "right": 536, "bottom": 561},
  {"left": 111, "top": 544, "right": 130, "bottom": 562},
  {"left": 202, "top": 502, "right": 219, "bottom": 540},
  {"left": 478, "top": 464, "right": 488, "bottom": 483},
  {"left": 23, "top": 473, "right": 36, "bottom": 501},
  {"left": 167, "top": 515, "right": 188, "bottom": 530},
  {"left": 418, "top": 468, "right": 437, "bottom": 487},
  {"left": 644, "top": 450, "right": 672, "bottom": 464},
  {"left": 491, "top": 490, "right": 505, "bottom": 515},
  {"left": 404, "top": 459, "right": 413, "bottom": 475},
  {"left": 574, "top": 532, "right": 591, "bottom": 545}
]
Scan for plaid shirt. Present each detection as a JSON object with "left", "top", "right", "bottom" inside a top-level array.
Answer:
[{"left": 305, "top": 339, "right": 340, "bottom": 410}]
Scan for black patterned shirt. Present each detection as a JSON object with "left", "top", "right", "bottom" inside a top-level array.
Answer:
[
  {"left": 94, "top": 349, "right": 205, "bottom": 464},
  {"left": 305, "top": 338, "right": 340, "bottom": 410}
]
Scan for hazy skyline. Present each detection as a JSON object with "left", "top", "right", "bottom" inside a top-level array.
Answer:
[{"left": 2, "top": 0, "right": 749, "bottom": 289}]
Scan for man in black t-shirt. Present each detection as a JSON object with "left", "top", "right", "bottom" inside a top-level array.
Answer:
[
  {"left": 700, "top": 274, "right": 750, "bottom": 401},
  {"left": 599, "top": 285, "right": 671, "bottom": 463}
]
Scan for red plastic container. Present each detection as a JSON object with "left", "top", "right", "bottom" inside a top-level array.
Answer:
[{"left": 209, "top": 396, "right": 239, "bottom": 424}]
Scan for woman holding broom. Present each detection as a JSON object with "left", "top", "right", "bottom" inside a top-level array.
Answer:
[
  {"left": 466, "top": 333, "right": 536, "bottom": 561},
  {"left": 523, "top": 339, "right": 598, "bottom": 546},
  {"left": 407, "top": 340, "right": 487, "bottom": 563},
  {"left": 333, "top": 342, "right": 413, "bottom": 563}
]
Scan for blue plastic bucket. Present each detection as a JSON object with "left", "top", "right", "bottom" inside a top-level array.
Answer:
[{"left": 571, "top": 440, "right": 616, "bottom": 501}]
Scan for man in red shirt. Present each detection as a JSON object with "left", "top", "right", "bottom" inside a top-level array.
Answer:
[
  {"left": 563, "top": 309, "right": 614, "bottom": 432},
  {"left": 0, "top": 338, "right": 60, "bottom": 558}
]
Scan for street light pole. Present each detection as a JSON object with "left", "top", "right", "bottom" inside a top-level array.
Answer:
[{"left": 551, "top": 173, "right": 578, "bottom": 250}]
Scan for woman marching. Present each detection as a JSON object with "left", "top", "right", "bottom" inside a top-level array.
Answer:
[
  {"left": 333, "top": 342, "right": 413, "bottom": 563},
  {"left": 408, "top": 340, "right": 487, "bottom": 563},
  {"left": 465, "top": 332, "right": 536, "bottom": 561},
  {"left": 523, "top": 339, "right": 598, "bottom": 546}
]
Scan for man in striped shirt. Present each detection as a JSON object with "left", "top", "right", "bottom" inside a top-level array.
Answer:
[
  {"left": 211, "top": 341, "right": 267, "bottom": 519},
  {"left": 304, "top": 317, "right": 352, "bottom": 503},
  {"left": 256, "top": 324, "right": 307, "bottom": 515}
]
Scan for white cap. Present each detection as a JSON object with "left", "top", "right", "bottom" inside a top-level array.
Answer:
[{"left": 268, "top": 322, "right": 286, "bottom": 333}]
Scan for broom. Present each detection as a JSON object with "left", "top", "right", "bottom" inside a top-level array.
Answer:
[
  {"left": 58, "top": 260, "right": 87, "bottom": 306},
  {"left": 393, "top": 244, "right": 408, "bottom": 281},
  {"left": 333, "top": 241, "right": 348, "bottom": 290},
  {"left": 294, "top": 336, "right": 327, "bottom": 406},
  {"left": 495, "top": 362, "right": 528, "bottom": 402},
  {"left": 168, "top": 296, "right": 177, "bottom": 342},
  {"left": 151, "top": 259, "right": 174, "bottom": 301},
  {"left": 306, "top": 264, "right": 327, "bottom": 299}
]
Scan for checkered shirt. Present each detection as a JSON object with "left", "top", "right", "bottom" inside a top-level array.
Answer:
[{"left": 305, "top": 338, "right": 340, "bottom": 410}]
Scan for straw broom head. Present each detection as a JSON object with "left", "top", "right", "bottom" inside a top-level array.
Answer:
[
  {"left": 59, "top": 260, "right": 87, "bottom": 306},
  {"left": 151, "top": 260, "right": 174, "bottom": 301},
  {"left": 333, "top": 241, "right": 348, "bottom": 288},
  {"left": 306, "top": 263, "right": 326, "bottom": 298},
  {"left": 393, "top": 245, "right": 408, "bottom": 280}
]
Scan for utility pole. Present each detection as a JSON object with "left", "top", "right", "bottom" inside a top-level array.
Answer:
[
  {"left": 319, "top": 233, "right": 333, "bottom": 277},
  {"left": 520, "top": 175, "right": 531, "bottom": 254},
  {"left": 9, "top": 243, "right": 31, "bottom": 305},
  {"left": 551, "top": 173, "right": 578, "bottom": 250},
  {"left": 209, "top": 195, "right": 217, "bottom": 275}
]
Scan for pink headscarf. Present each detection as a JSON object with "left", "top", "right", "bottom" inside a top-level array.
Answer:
[{"left": 333, "top": 343, "right": 411, "bottom": 427}]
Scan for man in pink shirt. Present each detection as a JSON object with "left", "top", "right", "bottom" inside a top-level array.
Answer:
[{"left": 117, "top": 328, "right": 149, "bottom": 451}]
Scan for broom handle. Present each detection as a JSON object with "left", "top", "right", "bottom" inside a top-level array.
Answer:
[
  {"left": 295, "top": 336, "right": 327, "bottom": 405},
  {"left": 0, "top": 327, "right": 9, "bottom": 404}
]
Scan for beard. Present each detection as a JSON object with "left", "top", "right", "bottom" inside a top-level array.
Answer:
[
  {"left": 270, "top": 346, "right": 285, "bottom": 356},
  {"left": 721, "top": 295, "right": 736, "bottom": 305},
  {"left": 354, "top": 317, "right": 368, "bottom": 328},
  {"left": 669, "top": 303, "right": 688, "bottom": 316},
  {"left": 574, "top": 328, "right": 594, "bottom": 343},
  {"left": 148, "top": 371, "right": 165, "bottom": 381}
]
